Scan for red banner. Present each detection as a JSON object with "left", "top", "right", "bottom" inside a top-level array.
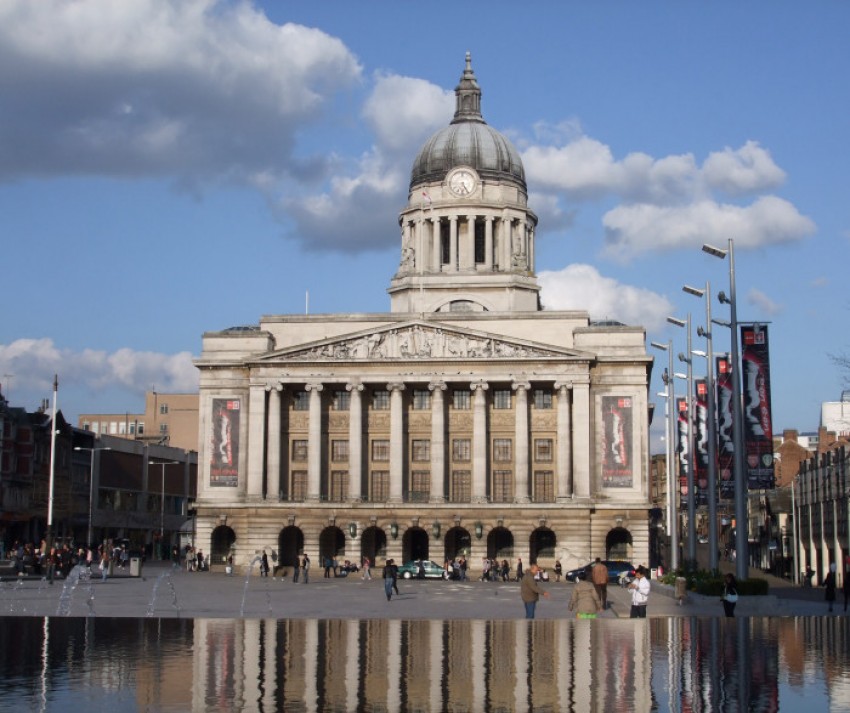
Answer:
[
  {"left": 676, "top": 397, "right": 690, "bottom": 508},
  {"left": 741, "top": 325, "right": 775, "bottom": 489},
  {"left": 716, "top": 356, "right": 735, "bottom": 500},
  {"left": 601, "top": 396, "right": 633, "bottom": 487},
  {"left": 694, "top": 379, "right": 709, "bottom": 506},
  {"left": 210, "top": 398, "right": 240, "bottom": 487}
]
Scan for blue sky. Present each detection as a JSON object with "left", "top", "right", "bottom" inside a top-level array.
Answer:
[{"left": 1, "top": 1, "right": 847, "bottom": 453}]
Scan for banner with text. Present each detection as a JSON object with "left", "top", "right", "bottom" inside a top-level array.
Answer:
[
  {"left": 694, "top": 379, "right": 710, "bottom": 507},
  {"left": 715, "top": 356, "right": 736, "bottom": 500},
  {"left": 210, "top": 398, "right": 240, "bottom": 487},
  {"left": 741, "top": 325, "right": 775, "bottom": 489},
  {"left": 676, "top": 397, "right": 690, "bottom": 509}
]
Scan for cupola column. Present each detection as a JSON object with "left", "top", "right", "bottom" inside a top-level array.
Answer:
[{"left": 449, "top": 217, "right": 458, "bottom": 272}]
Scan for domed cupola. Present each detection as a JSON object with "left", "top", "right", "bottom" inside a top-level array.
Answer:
[
  {"left": 390, "top": 54, "right": 540, "bottom": 316},
  {"left": 409, "top": 53, "right": 526, "bottom": 192}
]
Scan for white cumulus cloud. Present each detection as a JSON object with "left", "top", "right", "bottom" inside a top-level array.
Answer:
[{"left": 538, "top": 264, "right": 674, "bottom": 332}]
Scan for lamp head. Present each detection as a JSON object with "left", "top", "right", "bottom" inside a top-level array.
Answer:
[
  {"left": 682, "top": 285, "right": 704, "bottom": 298},
  {"left": 697, "top": 326, "right": 709, "bottom": 338},
  {"left": 702, "top": 243, "right": 727, "bottom": 259},
  {"left": 718, "top": 291, "right": 731, "bottom": 305},
  {"left": 667, "top": 316, "right": 687, "bottom": 328},
  {"left": 677, "top": 352, "right": 690, "bottom": 364},
  {"left": 650, "top": 341, "right": 668, "bottom": 351}
]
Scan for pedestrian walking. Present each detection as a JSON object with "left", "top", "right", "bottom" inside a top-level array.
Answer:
[
  {"left": 824, "top": 562, "right": 837, "bottom": 613},
  {"left": 302, "top": 553, "right": 310, "bottom": 583},
  {"left": 362, "top": 557, "right": 372, "bottom": 580},
  {"left": 591, "top": 557, "right": 609, "bottom": 609},
  {"left": 515, "top": 557, "right": 524, "bottom": 582},
  {"left": 391, "top": 559, "right": 400, "bottom": 595},
  {"left": 520, "top": 563, "right": 550, "bottom": 619},
  {"left": 569, "top": 579, "right": 602, "bottom": 618},
  {"left": 721, "top": 573, "right": 738, "bottom": 617},
  {"left": 261, "top": 552, "right": 270, "bottom": 577},
  {"left": 628, "top": 566, "right": 650, "bottom": 618},
  {"left": 554, "top": 560, "right": 562, "bottom": 582},
  {"left": 383, "top": 559, "right": 394, "bottom": 601}
]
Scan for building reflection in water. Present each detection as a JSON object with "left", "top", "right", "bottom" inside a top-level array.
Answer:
[{"left": 1, "top": 616, "right": 850, "bottom": 711}]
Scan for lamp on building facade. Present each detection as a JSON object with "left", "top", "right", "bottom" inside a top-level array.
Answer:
[
  {"left": 474, "top": 522, "right": 484, "bottom": 539},
  {"left": 348, "top": 522, "right": 357, "bottom": 539},
  {"left": 432, "top": 521, "right": 441, "bottom": 538},
  {"left": 390, "top": 522, "right": 399, "bottom": 539}
]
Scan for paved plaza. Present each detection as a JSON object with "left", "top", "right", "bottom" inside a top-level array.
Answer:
[{"left": 0, "top": 561, "right": 840, "bottom": 619}]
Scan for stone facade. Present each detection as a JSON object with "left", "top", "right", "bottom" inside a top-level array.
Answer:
[{"left": 193, "top": 55, "right": 652, "bottom": 574}]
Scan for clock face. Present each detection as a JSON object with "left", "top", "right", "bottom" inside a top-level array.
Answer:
[{"left": 449, "top": 169, "right": 476, "bottom": 196}]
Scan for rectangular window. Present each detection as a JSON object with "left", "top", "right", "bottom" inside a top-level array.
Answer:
[
  {"left": 535, "top": 438, "right": 554, "bottom": 463},
  {"left": 450, "top": 470, "right": 471, "bottom": 503},
  {"left": 493, "top": 438, "right": 513, "bottom": 462},
  {"left": 159, "top": 424, "right": 168, "bottom": 435},
  {"left": 412, "top": 389, "right": 431, "bottom": 410},
  {"left": 370, "top": 471, "right": 389, "bottom": 502},
  {"left": 452, "top": 390, "right": 470, "bottom": 410},
  {"left": 129, "top": 423, "right": 135, "bottom": 435},
  {"left": 118, "top": 422, "right": 127, "bottom": 435},
  {"left": 372, "top": 390, "right": 390, "bottom": 410},
  {"left": 412, "top": 439, "right": 430, "bottom": 462},
  {"left": 292, "top": 440, "right": 308, "bottom": 462},
  {"left": 330, "top": 471, "right": 348, "bottom": 501},
  {"left": 332, "top": 440, "right": 349, "bottom": 462},
  {"left": 293, "top": 391, "right": 309, "bottom": 411},
  {"left": 533, "top": 389, "right": 553, "bottom": 409},
  {"left": 332, "top": 390, "right": 350, "bottom": 411},
  {"left": 110, "top": 422, "right": 118, "bottom": 434},
  {"left": 159, "top": 404, "right": 169, "bottom": 415},
  {"left": 371, "top": 439, "right": 390, "bottom": 462},
  {"left": 533, "top": 470, "right": 555, "bottom": 503},
  {"left": 291, "top": 471, "right": 307, "bottom": 501},
  {"left": 493, "top": 470, "right": 513, "bottom": 503},
  {"left": 409, "top": 471, "right": 430, "bottom": 502},
  {"left": 137, "top": 423, "right": 145, "bottom": 435},
  {"left": 474, "top": 219, "right": 486, "bottom": 263},
  {"left": 452, "top": 438, "right": 471, "bottom": 462},
  {"left": 493, "top": 390, "right": 511, "bottom": 409}
]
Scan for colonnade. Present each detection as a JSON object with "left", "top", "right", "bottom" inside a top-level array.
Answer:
[{"left": 243, "top": 379, "right": 592, "bottom": 504}]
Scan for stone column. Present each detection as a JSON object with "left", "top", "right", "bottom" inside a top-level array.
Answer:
[
  {"left": 555, "top": 382, "right": 573, "bottom": 500},
  {"left": 389, "top": 382, "right": 405, "bottom": 503},
  {"left": 266, "top": 383, "right": 282, "bottom": 501},
  {"left": 472, "top": 381, "right": 489, "bottom": 503},
  {"left": 449, "top": 217, "right": 458, "bottom": 271},
  {"left": 501, "top": 215, "right": 511, "bottom": 268},
  {"left": 306, "top": 382, "right": 323, "bottom": 501},
  {"left": 513, "top": 381, "right": 530, "bottom": 503},
  {"left": 572, "top": 382, "right": 591, "bottom": 498},
  {"left": 432, "top": 217, "right": 441, "bottom": 271},
  {"left": 485, "top": 216, "right": 494, "bottom": 269},
  {"left": 347, "top": 382, "right": 364, "bottom": 502},
  {"left": 247, "top": 384, "right": 266, "bottom": 499},
  {"left": 429, "top": 381, "right": 447, "bottom": 502}
]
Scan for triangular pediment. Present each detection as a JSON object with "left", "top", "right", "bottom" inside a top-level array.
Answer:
[{"left": 257, "top": 321, "right": 591, "bottom": 362}]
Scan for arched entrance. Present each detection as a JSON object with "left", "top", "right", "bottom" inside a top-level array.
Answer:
[
  {"left": 278, "top": 526, "right": 304, "bottom": 570},
  {"left": 606, "top": 527, "right": 632, "bottom": 560},
  {"left": 403, "top": 527, "right": 429, "bottom": 562},
  {"left": 487, "top": 526, "right": 514, "bottom": 560},
  {"left": 319, "top": 526, "right": 345, "bottom": 567},
  {"left": 360, "top": 526, "right": 387, "bottom": 565},
  {"left": 529, "top": 527, "right": 556, "bottom": 565},
  {"left": 210, "top": 525, "right": 236, "bottom": 567},
  {"left": 444, "top": 526, "right": 471, "bottom": 562}
]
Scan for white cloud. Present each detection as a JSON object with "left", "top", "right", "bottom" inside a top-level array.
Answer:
[
  {"left": 601, "top": 196, "right": 816, "bottom": 262},
  {"left": 0, "top": 338, "right": 198, "bottom": 399},
  {"left": 747, "top": 288, "right": 782, "bottom": 317},
  {"left": 0, "top": 0, "right": 362, "bottom": 181},
  {"left": 702, "top": 141, "right": 786, "bottom": 194},
  {"left": 538, "top": 264, "right": 674, "bottom": 331}
]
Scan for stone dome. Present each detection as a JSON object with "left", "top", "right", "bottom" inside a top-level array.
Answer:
[{"left": 409, "top": 54, "right": 526, "bottom": 191}]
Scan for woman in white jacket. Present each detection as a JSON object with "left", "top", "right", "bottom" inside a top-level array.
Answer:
[{"left": 628, "top": 566, "right": 650, "bottom": 618}]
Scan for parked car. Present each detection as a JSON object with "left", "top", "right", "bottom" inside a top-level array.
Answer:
[
  {"left": 396, "top": 560, "right": 448, "bottom": 580},
  {"left": 564, "top": 560, "right": 636, "bottom": 584}
]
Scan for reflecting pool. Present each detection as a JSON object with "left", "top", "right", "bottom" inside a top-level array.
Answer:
[{"left": 0, "top": 616, "right": 847, "bottom": 712}]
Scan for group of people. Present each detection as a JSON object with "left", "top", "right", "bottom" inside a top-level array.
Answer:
[
  {"left": 183, "top": 545, "right": 208, "bottom": 572},
  {"left": 6, "top": 539, "right": 140, "bottom": 583}
]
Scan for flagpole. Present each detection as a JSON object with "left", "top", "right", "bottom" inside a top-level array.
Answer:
[{"left": 47, "top": 374, "right": 58, "bottom": 548}]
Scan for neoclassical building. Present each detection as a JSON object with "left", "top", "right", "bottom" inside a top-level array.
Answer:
[{"left": 194, "top": 55, "right": 652, "bottom": 573}]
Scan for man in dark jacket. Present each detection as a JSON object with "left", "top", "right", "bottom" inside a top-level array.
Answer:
[{"left": 520, "top": 564, "right": 550, "bottom": 619}]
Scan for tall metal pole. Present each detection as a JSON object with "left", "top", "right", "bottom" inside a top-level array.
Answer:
[
  {"left": 666, "top": 343, "right": 679, "bottom": 571},
  {"left": 704, "top": 282, "right": 719, "bottom": 572},
  {"left": 76, "top": 445, "right": 110, "bottom": 547},
  {"left": 684, "top": 314, "right": 696, "bottom": 567},
  {"left": 728, "top": 239, "right": 748, "bottom": 581},
  {"left": 47, "top": 374, "right": 58, "bottom": 547}
]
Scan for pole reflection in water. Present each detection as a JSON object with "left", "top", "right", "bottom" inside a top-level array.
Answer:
[{"left": 0, "top": 617, "right": 848, "bottom": 711}]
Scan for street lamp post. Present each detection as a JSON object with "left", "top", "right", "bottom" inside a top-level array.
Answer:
[
  {"left": 684, "top": 282, "right": 720, "bottom": 573},
  {"left": 74, "top": 445, "right": 111, "bottom": 547},
  {"left": 669, "top": 314, "right": 697, "bottom": 567},
  {"left": 651, "top": 340, "right": 679, "bottom": 571},
  {"left": 703, "top": 239, "right": 749, "bottom": 581},
  {"left": 149, "top": 459, "right": 179, "bottom": 560}
]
